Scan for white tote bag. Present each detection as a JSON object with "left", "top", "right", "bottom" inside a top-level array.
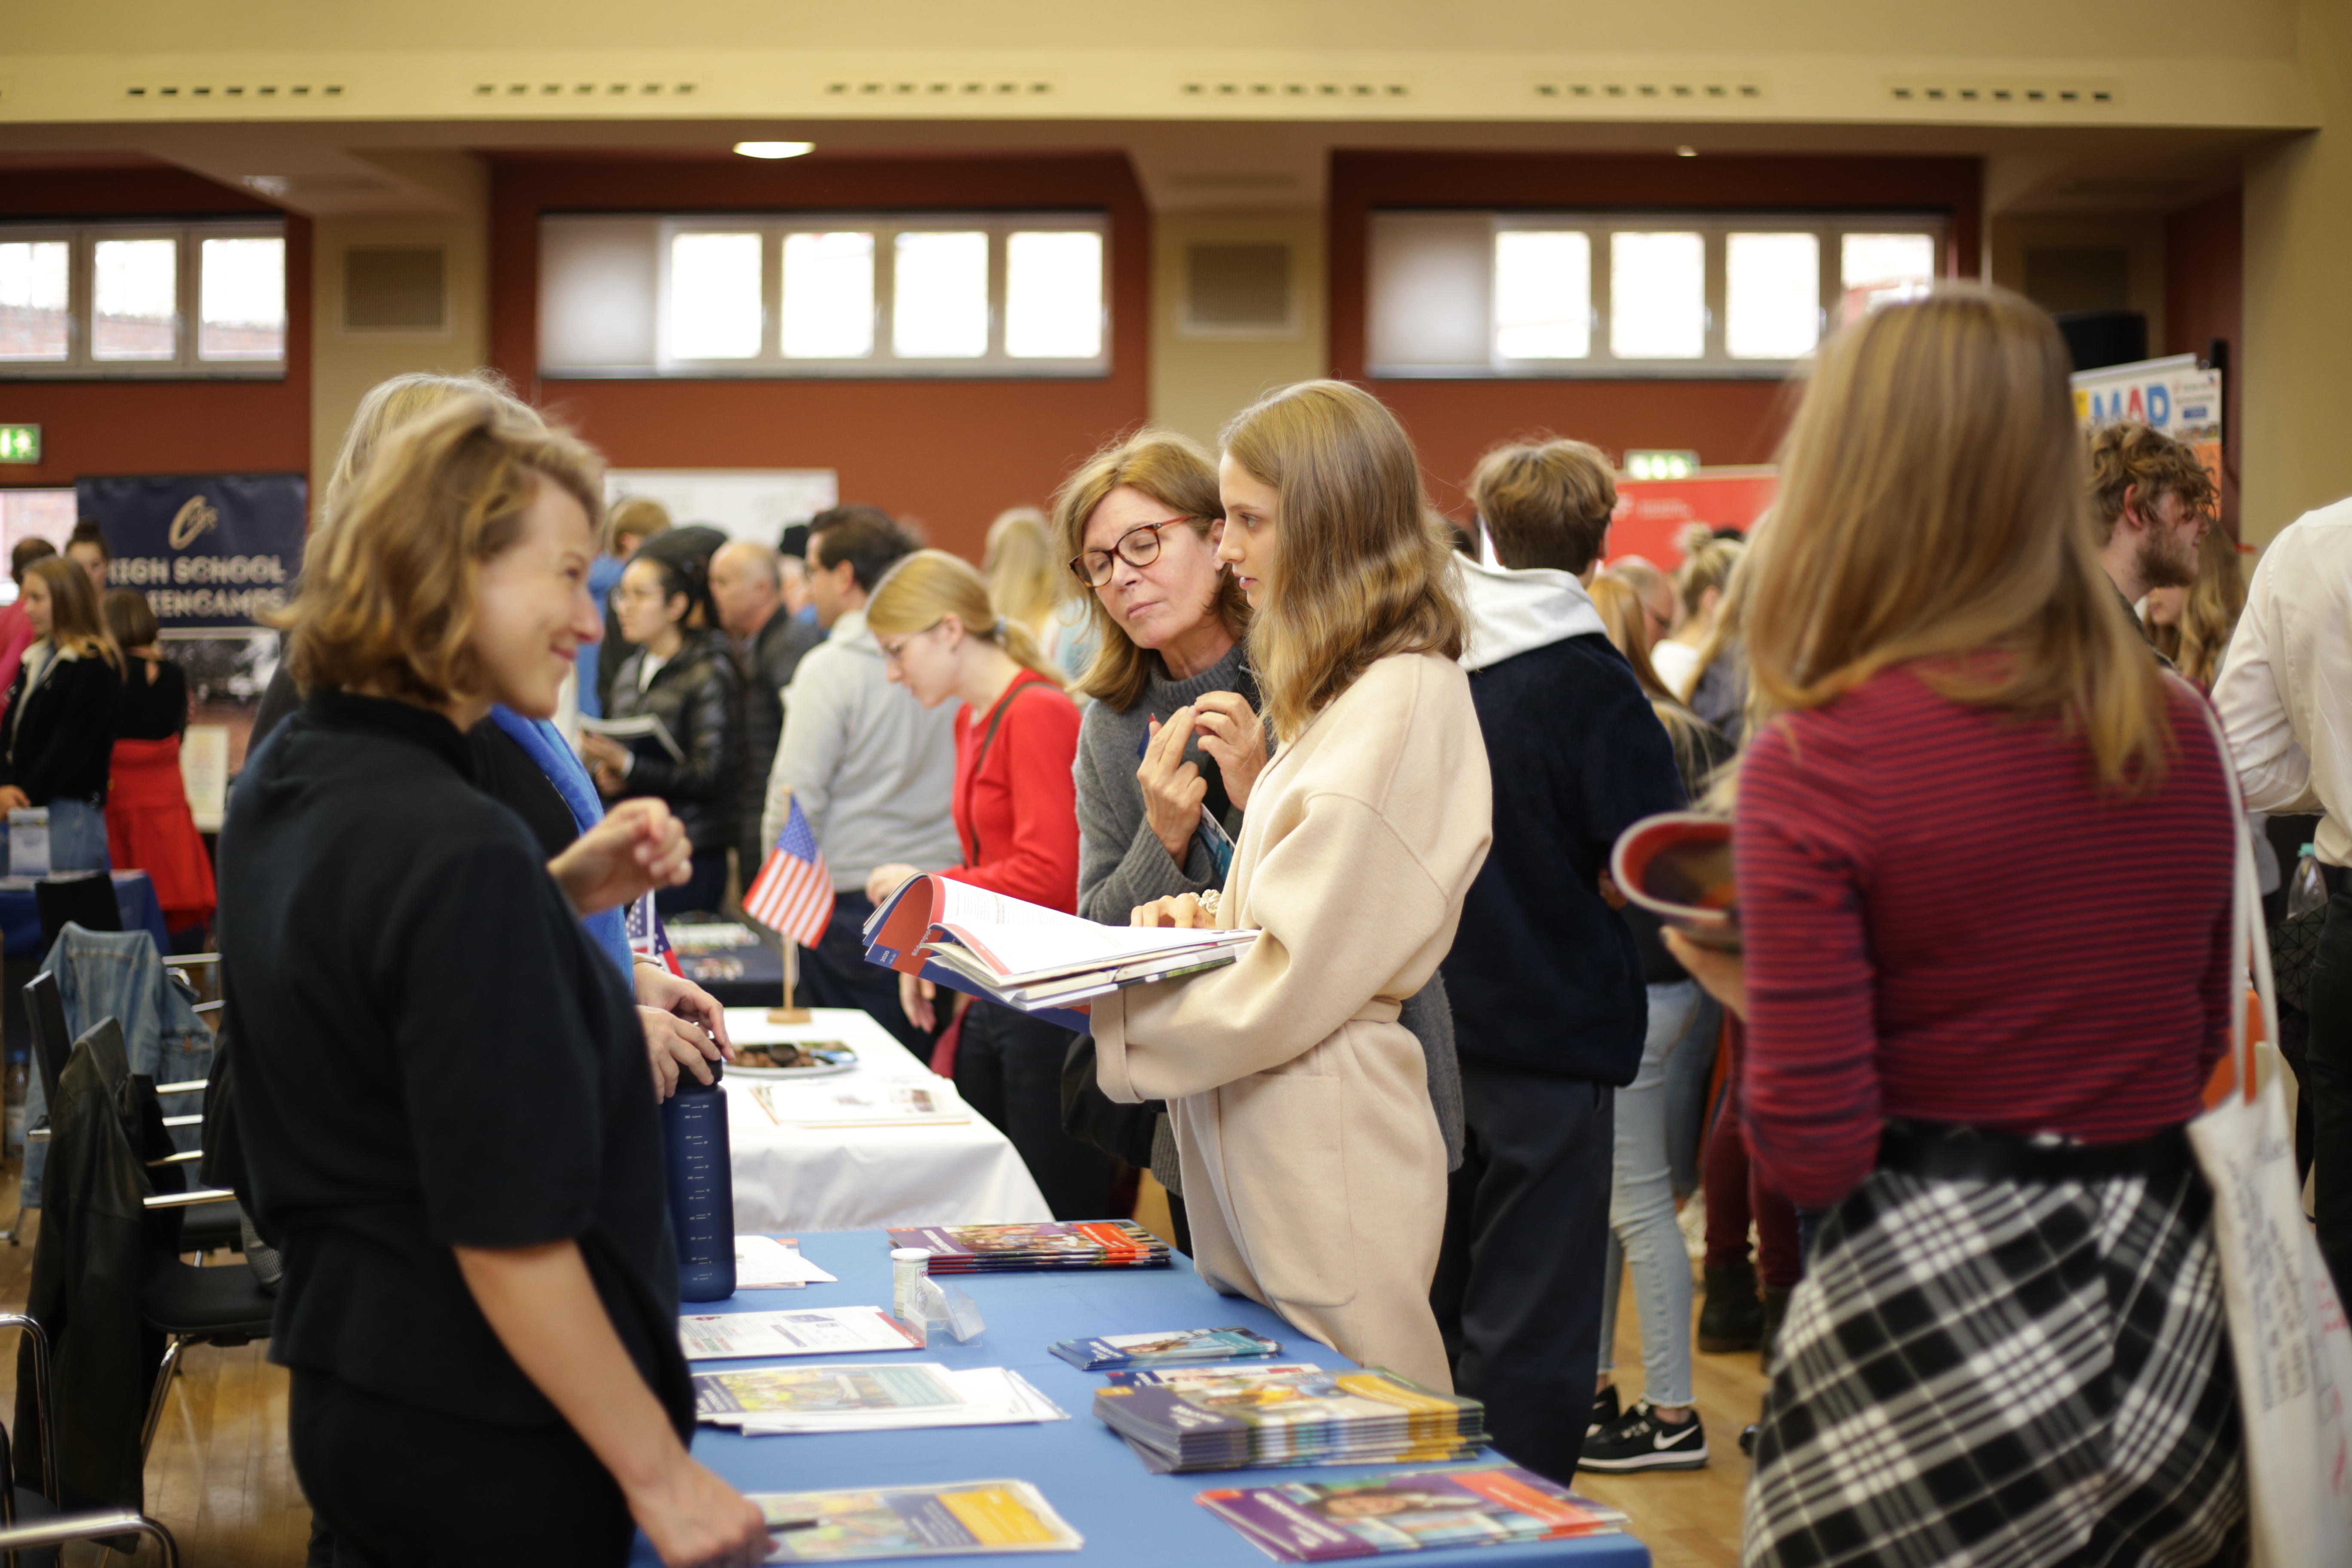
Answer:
[{"left": 2186, "top": 689, "right": 2352, "bottom": 1568}]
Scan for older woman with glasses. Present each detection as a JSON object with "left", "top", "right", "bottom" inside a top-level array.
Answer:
[{"left": 1048, "top": 431, "right": 1265, "bottom": 1247}]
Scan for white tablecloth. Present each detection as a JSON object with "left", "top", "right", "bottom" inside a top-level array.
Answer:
[{"left": 721, "top": 1006, "right": 1051, "bottom": 1234}]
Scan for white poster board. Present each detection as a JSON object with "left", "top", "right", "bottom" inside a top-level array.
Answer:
[
  {"left": 2071, "top": 352, "right": 2224, "bottom": 496},
  {"left": 605, "top": 470, "right": 839, "bottom": 549}
]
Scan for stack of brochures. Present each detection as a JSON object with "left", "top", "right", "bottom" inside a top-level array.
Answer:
[
  {"left": 1049, "top": 1326, "right": 1281, "bottom": 1371},
  {"left": 753, "top": 1480, "right": 1082, "bottom": 1561},
  {"left": 693, "top": 1363, "right": 1068, "bottom": 1435},
  {"left": 1198, "top": 1465, "right": 1628, "bottom": 1561},
  {"left": 679, "top": 1305, "right": 923, "bottom": 1362},
  {"left": 1094, "top": 1365, "right": 1487, "bottom": 1475},
  {"left": 887, "top": 1220, "right": 1171, "bottom": 1274},
  {"left": 863, "top": 873, "right": 1257, "bottom": 1028}
]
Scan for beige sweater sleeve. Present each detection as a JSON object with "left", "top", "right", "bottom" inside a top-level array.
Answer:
[{"left": 1093, "top": 657, "right": 1492, "bottom": 1104}]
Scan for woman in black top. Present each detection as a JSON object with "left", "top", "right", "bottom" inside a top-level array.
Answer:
[
  {"left": 582, "top": 553, "right": 744, "bottom": 915},
  {"left": 0, "top": 557, "right": 124, "bottom": 873},
  {"left": 217, "top": 394, "right": 766, "bottom": 1568}
]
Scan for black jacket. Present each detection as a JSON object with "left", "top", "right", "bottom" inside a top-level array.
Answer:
[
  {"left": 734, "top": 607, "right": 823, "bottom": 867},
  {"left": 606, "top": 628, "right": 746, "bottom": 854},
  {"left": 0, "top": 647, "right": 123, "bottom": 806},
  {"left": 1440, "top": 634, "right": 1687, "bottom": 1085},
  {"left": 15, "top": 1018, "right": 184, "bottom": 1516}
]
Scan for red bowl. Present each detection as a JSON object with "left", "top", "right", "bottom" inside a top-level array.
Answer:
[{"left": 1611, "top": 811, "right": 1740, "bottom": 952}]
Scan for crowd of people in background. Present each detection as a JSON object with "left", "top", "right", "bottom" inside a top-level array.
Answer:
[{"left": 15, "top": 276, "right": 2297, "bottom": 1567}]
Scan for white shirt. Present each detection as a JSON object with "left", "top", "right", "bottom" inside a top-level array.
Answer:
[
  {"left": 2211, "top": 495, "right": 2352, "bottom": 865},
  {"left": 1649, "top": 638, "right": 1702, "bottom": 703}
]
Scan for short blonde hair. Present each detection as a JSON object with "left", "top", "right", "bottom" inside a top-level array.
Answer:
[
  {"left": 1746, "top": 283, "right": 2170, "bottom": 792},
  {"left": 1470, "top": 437, "right": 1617, "bottom": 575},
  {"left": 866, "top": 549, "right": 1065, "bottom": 689},
  {"left": 1221, "top": 381, "right": 1464, "bottom": 740},
  {"left": 1048, "top": 429, "right": 1244, "bottom": 713},
  {"left": 322, "top": 370, "right": 526, "bottom": 525},
  {"left": 607, "top": 496, "right": 672, "bottom": 555},
  {"left": 285, "top": 393, "right": 605, "bottom": 707}
]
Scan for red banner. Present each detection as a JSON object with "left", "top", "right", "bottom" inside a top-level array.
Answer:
[{"left": 1605, "top": 467, "right": 1777, "bottom": 569}]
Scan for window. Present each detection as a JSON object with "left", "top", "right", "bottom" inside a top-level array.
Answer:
[
  {"left": 1368, "top": 211, "right": 1944, "bottom": 378},
  {"left": 544, "top": 213, "right": 1110, "bottom": 378},
  {"left": 0, "top": 221, "right": 287, "bottom": 379}
]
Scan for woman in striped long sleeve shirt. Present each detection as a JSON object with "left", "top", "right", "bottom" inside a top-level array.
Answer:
[{"left": 1670, "top": 285, "right": 2247, "bottom": 1568}]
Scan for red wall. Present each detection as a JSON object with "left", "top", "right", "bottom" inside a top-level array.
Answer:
[
  {"left": 2165, "top": 187, "right": 2243, "bottom": 534},
  {"left": 1327, "top": 151, "right": 1984, "bottom": 518},
  {"left": 490, "top": 153, "right": 1151, "bottom": 560},
  {"left": 0, "top": 163, "right": 309, "bottom": 491}
]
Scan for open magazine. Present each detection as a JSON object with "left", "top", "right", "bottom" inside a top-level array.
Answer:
[{"left": 861, "top": 873, "right": 1256, "bottom": 1028}]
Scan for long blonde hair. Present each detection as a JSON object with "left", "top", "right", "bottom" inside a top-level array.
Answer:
[
  {"left": 1221, "top": 381, "right": 1464, "bottom": 740},
  {"left": 2151, "top": 527, "right": 2246, "bottom": 691},
  {"left": 866, "top": 549, "right": 1064, "bottom": 689},
  {"left": 982, "top": 508, "right": 1063, "bottom": 640},
  {"left": 1589, "top": 572, "right": 1718, "bottom": 789},
  {"left": 1050, "top": 428, "right": 1246, "bottom": 713},
  {"left": 1745, "top": 283, "right": 2171, "bottom": 791}
]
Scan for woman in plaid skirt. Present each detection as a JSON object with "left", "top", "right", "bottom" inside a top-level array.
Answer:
[{"left": 1669, "top": 285, "right": 2249, "bottom": 1568}]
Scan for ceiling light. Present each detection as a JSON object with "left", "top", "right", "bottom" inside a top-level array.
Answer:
[
  {"left": 734, "top": 141, "right": 814, "bottom": 160},
  {"left": 1675, "top": 145, "right": 1698, "bottom": 157}
]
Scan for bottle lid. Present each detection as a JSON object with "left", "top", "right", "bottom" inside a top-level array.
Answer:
[
  {"left": 890, "top": 1247, "right": 930, "bottom": 1262},
  {"left": 2304, "top": 843, "right": 2318, "bottom": 856}
]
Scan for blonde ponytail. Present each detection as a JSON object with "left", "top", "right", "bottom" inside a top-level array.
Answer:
[{"left": 869, "top": 549, "right": 1066, "bottom": 689}]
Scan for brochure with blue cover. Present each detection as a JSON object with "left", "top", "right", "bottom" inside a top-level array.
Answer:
[{"left": 1049, "top": 1326, "right": 1282, "bottom": 1372}]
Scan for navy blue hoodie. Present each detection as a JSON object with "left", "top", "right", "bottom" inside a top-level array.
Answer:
[{"left": 1438, "top": 559, "right": 1687, "bottom": 1085}]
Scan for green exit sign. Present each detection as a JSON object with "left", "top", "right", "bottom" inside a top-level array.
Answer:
[
  {"left": 1624, "top": 449, "right": 1698, "bottom": 481},
  {"left": 0, "top": 426, "right": 38, "bottom": 465}
]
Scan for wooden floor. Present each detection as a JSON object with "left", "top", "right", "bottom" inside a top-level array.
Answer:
[{"left": 0, "top": 1169, "right": 1757, "bottom": 1567}]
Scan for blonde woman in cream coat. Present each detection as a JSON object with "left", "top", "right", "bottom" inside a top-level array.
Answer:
[{"left": 1094, "top": 381, "right": 1492, "bottom": 1390}]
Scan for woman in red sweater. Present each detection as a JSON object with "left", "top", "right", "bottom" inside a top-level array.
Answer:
[
  {"left": 864, "top": 549, "right": 1106, "bottom": 1219},
  {"left": 1671, "top": 286, "right": 2246, "bottom": 1567}
]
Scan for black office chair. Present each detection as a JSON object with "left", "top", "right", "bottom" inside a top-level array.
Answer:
[{"left": 30, "top": 877, "right": 116, "bottom": 959}]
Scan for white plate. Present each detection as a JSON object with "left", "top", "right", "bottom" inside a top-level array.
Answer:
[{"left": 726, "top": 1042, "right": 859, "bottom": 1080}]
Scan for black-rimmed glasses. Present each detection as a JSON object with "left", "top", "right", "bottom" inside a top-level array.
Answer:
[{"left": 1066, "top": 517, "right": 1201, "bottom": 588}]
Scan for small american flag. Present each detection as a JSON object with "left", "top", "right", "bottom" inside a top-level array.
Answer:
[
  {"left": 743, "top": 795, "right": 836, "bottom": 948},
  {"left": 625, "top": 892, "right": 683, "bottom": 975}
]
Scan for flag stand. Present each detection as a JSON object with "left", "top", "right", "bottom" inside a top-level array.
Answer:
[{"left": 768, "top": 938, "right": 811, "bottom": 1024}]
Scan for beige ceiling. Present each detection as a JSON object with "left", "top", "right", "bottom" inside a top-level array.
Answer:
[{"left": 0, "top": 0, "right": 2327, "bottom": 217}]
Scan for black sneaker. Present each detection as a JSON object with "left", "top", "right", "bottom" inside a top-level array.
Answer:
[
  {"left": 1579, "top": 1402, "right": 1709, "bottom": 1472},
  {"left": 1588, "top": 1384, "right": 1621, "bottom": 1438}
]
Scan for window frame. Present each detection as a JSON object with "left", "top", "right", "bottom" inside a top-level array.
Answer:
[
  {"left": 1369, "top": 209, "right": 1947, "bottom": 380},
  {"left": 0, "top": 219, "right": 288, "bottom": 381},
  {"left": 546, "top": 211, "right": 1111, "bottom": 380}
]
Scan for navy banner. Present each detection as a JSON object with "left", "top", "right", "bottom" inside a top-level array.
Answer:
[{"left": 72, "top": 472, "right": 306, "bottom": 630}]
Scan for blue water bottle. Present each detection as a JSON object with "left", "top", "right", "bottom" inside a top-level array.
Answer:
[{"left": 662, "top": 1060, "right": 738, "bottom": 1302}]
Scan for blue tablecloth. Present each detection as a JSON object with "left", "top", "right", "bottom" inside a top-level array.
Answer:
[
  {"left": 0, "top": 871, "right": 168, "bottom": 960},
  {"left": 629, "top": 1231, "right": 1650, "bottom": 1568}
]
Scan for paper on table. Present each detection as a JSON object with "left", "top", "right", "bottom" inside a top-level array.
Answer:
[
  {"left": 735, "top": 1368, "right": 1070, "bottom": 1434},
  {"left": 679, "top": 1305, "right": 922, "bottom": 1361},
  {"left": 736, "top": 1235, "right": 839, "bottom": 1289},
  {"left": 755, "top": 1083, "right": 972, "bottom": 1127}
]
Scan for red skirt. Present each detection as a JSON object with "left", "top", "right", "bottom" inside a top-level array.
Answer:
[{"left": 105, "top": 735, "right": 217, "bottom": 930}]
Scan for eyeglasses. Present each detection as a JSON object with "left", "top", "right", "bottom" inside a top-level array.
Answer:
[
  {"left": 1067, "top": 517, "right": 1202, "bottom": 588},
  {"left": 876, "top": 619, "right": 943, "bottom": 664}
]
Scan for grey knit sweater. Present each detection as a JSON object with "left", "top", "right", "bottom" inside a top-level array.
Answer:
[{"left": 1072, "top": 643, "right": 1464, "bottom": 1190}]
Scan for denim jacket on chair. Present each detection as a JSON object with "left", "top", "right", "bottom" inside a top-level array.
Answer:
[{"left": 22, "top": 922, "right": 211, "bottom": 1205}]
